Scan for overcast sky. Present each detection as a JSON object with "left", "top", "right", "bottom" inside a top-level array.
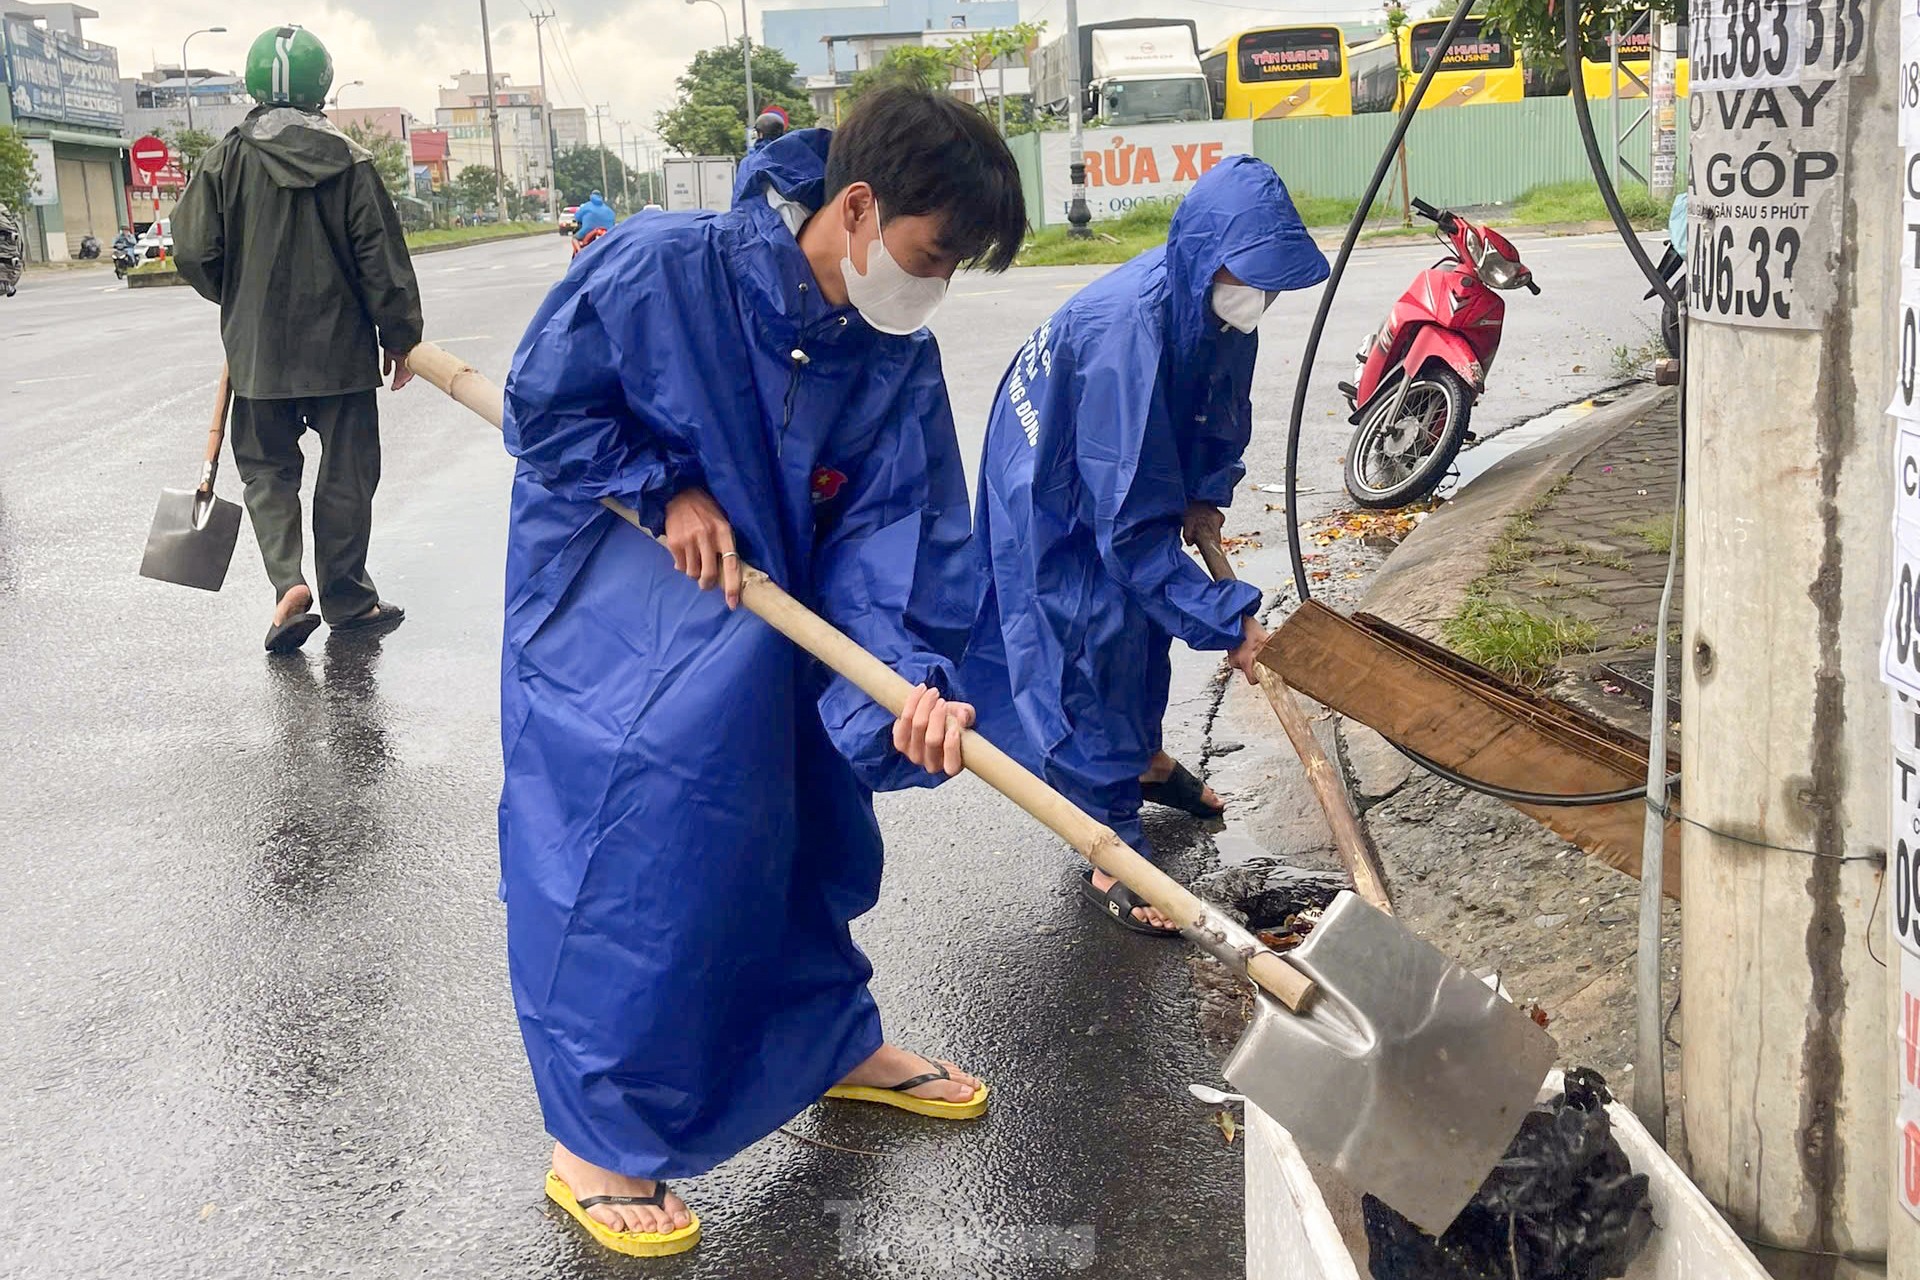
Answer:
[{"left": 87, "top": 0, "right": 1391, "bottom": 149}]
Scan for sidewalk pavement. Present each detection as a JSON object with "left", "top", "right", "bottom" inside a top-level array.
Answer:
[{"left": 1333, "top": 383, "right": 1687, "bottom": 1121}]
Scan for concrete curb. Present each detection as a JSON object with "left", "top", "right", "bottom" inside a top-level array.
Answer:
[
  {"left": 1356, "top": 382, "right": 1672, "bottom": 643},
  {"left": 126, "top": 269, "right": 190, "bottom": 289},
  {"left": 406, "top": 227, "right": 554, "bottom": 256}
]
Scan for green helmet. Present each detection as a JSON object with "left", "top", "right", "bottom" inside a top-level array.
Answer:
[{"left": 244, "top": 25, "right": 333, "bottom": 110}]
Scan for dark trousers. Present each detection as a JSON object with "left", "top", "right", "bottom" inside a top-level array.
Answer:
[{"left": 228, "top": 390, "right": 381, "bottom": 624}]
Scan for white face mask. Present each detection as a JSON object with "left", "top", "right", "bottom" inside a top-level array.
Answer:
[
  {"left": 842, "top": 202, "right": 949, "bottom": 335},
  {"left": 1212, "top": 282, "right": 1278, "bottom": 334}
]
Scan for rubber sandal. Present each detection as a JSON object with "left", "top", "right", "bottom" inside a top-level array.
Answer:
[
  {"left": 263, "top": 613, "right": 321, "bottom": 654},
  {"left": 330, "top": 600, "right": 405, "bottom": 634},
  {"left": 1139, "top": 760, "right": 1225, "bottom": 818},
  {"left": 544, "top": 1169, "right": 701, "bottom": 1257},
  {"left": 1079, "top": 868, "right": 1182, "bottom": 937},
  {"left": 824, "top": 1056, "right": 990, "bottom": 1120}
]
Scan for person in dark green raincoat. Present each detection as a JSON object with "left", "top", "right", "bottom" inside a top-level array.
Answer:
[{"left": 174, "top": 24, "right": 422, "bottom": 654}]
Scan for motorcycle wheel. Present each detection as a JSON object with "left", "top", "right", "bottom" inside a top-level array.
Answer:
[
  {"left": 1343, "top": 367, "right": 1473, "bottom": 510},
  {"left": 1661, "top": 294, "right": 1684, "bottom": 359}
]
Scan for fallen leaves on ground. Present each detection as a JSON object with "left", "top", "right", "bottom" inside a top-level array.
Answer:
[
  {"left": 1528, "top": 1003, "right": 1552, "bottom": 1029},
  {"left": 1214, "top": 1110, "right": 1239, "bottom": 1145},
  {"left": 1221, "top": 532, "right": 1263, "bottom": 553},
  {"left": 1305, "top": 505, "right": 1435, "bottom": 549}
]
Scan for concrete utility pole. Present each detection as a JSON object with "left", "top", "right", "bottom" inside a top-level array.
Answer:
[
  {"left": 530, "top": 6, "right": 559, "bottom": 222},
  {"left": 1679, "top": 0, "right": 1896, "bottom": 1271},
  {"left": 477, "top": 0, "right": 508, "bottom": 222},
  {"left": 740, "top": 0, "right": 756, "bottom": 151},
  {"left": 179, "top": 26, "right": 225, "bottom": 136},
  {"left": 615, "top": 120, "right": 632, "bottom": 210},
  {"left": 1061, "top": 0, "right": 1090, "bottom": 238},
  {"left": 591, "top": 104, "right": 611, "bottom": 199}
]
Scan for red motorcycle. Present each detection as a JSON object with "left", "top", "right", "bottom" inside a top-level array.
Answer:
[{"left": 1339, "top": 197, "right": 1539, "bottom": 509}]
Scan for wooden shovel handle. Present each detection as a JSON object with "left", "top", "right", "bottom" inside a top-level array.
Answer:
[
  {"left": 1196, "top": 532, "right": 1395, "bottom": 915},
  {"left": 198, "top": 366, "right": 232, "bottom": 493},
  {"left": 406, "top": 341, "right": 1318, "bottom": 1012}
]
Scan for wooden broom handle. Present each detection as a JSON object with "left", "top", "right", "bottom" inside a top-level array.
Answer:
[
  {"left": 1196, "top": 531, "right": 1395, "bottom": 915},
  {"left": 197, "top": 366, "right": 232, "bottom": 494},
  {"left": 407, "top": 341, "right": 1317, "bottom": 1012}
]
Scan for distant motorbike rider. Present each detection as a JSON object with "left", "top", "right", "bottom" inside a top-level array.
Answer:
[
  {"left": 111, "top": 227, "right": 138, "bottom": 257},
  {"left": 572, "top": 190, "right": 615, "bottom": 246},
  {"left": 751, "top": 110, "right": 788, "bottom": 149},
  {"left": 173, "top": 23, "right": 424, "bottom": 653}
]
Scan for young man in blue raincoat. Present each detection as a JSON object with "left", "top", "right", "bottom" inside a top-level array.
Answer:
[
  {"left": 498, "top": 88, "right": 1025, "bottom": 1257},
  {"left": 963, "top": 157, "right": 1330, "bottom": 935}
]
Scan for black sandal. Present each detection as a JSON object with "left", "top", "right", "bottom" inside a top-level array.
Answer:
[
  {"left": 1140, "top": 759, "right": 1225, "bottom": 818},
  {"left": 263, "top": 613, "right": 321, "bottom": 654},
  {"left": 1079, "top": 869, "right": 1182, "bottom": 937},
  {"left": 331, "top": 600, "right": 406, "bottom": 634}
]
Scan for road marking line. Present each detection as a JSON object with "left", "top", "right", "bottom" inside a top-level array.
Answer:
[
  {"left": 958, "top": 288, "right": 1012, "bottom": 298},
  {"left": 433, "top": 335, "right": 495, "bottom": 344},
  {"left": 14, "top": 373, "right": 91, "bottom": 385}
]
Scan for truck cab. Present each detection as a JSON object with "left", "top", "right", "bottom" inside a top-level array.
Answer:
[{"left": 1032, "top": 19, "right": 1212, "bottom": 126}]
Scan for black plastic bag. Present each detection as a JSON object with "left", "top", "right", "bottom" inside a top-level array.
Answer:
[{"left": 1364, "top": 1068, "right": 1655, "bottom": 1279}]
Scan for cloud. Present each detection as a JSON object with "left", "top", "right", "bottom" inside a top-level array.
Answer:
[{"left": 86, "top": 0, "right": 730, "bottom": 148}]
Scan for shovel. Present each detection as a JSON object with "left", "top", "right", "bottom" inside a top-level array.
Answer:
[
  {"left": 406, "top": 340, "right": 1557, "bottom": 1235},
  {"left": 139, "top": 367, "right": 242, "bottom": 592}
]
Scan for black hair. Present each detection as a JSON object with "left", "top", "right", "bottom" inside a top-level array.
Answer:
[{"left": 824, "top": 86, "right": 1027, "bottom": 274}]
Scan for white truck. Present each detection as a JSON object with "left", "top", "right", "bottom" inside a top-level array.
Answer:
[{"left": 1030, "top": 19, "right": 1211, "bottom": 126}]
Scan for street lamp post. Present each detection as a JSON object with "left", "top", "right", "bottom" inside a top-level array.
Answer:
[
  {"left": 327, "top": 79, "right": 365, "bottom": 109},
  {"left": 684, "top": 0, "right": 752, "bottom": 149},
  {"left": 180, "top": 26, "right": 226, "bottom": 135},
  {"left": 685, "top": 0, "right": 729, "bottom": 46}
]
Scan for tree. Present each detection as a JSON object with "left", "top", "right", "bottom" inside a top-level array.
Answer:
[
  {"left": 840, "top": 46, "right": 955, "bottom": 113},
  {"left": 453, "top": 164, "right": 502, "bottom": 213},
  {"left": 1476, "top": 0, "right": 1673, "bottom": 65},
  {"left": 344, "top": 122, "right": 411, "bottom": 198},
  {"left": 0, "top": 126, "right": 36, "bottom": 214},
  {"left": 656, "top": 43, "right": 816, "bottom": 158},
  {"left": 552, "top": 145, "right": 627, "bottom": 208},
  {"left": 162, "top": 126, "right": 217, "bottom": 180}
]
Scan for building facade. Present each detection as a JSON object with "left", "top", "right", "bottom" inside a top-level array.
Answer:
[
  {"left": 434, "top": 70, "right": 584, "bottom": 196},
  {"left": 1, "top": 2, "right": 127, "bottom": 259},
  {"left": 763, "top": 0, "right": 1018, "bottom": 77},
  {"left": 804, "top": 25, "right": 1031, "bottom": 124}
]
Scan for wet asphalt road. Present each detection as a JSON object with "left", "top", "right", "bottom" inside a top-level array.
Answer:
[{"left": 0, "top": 230, "right": 1648, "bottom": 1278}]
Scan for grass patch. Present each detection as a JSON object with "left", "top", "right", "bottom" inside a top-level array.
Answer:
[
  {"left": 404, "top": 221, "right": 548, "bottom": 250},
  {"left": 128, "top": 258, "right": 176, "bottom": 276},
  {"left": 1504, "top": 180, "right": 1665, "bottom": 230},
  {"left": 1616, "top": 512, "right": 1681, "bottom": 555},
  {"left": 1550, "top": 538, "right": 1632, "bottom": 571},
  {"left": 1016, "top": 192, "right": 1396, "bottom": 267},
  {"left": 1442, "top": 598, "right": 1599, "bottom": 685},
  {"left": 1610, "top": 333, "right": 1668, "bottom": 378}
]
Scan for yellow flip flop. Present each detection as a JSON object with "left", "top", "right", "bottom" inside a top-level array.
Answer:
[
  {"left": 544, "top": 1169, "right": 702, "bottom": 1257},
  {"left": 823, "top": 1058, "right": 990, "bottom": 1121}
]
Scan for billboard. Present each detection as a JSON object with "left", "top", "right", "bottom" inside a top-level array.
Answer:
[
  {"left": 1039, "top": 121, "right": 1253, "bottom": 224},
  {"left": 3, "top": 17, "right": 123, "bottom": 131}
]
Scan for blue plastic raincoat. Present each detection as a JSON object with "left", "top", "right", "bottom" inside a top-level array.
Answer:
[
  {"left": 498, "top": 130, "right": 974, "bottom": 1179},
  {"left": 962, "top": 157, "right": 1329, "bottom": 856},
  {"left": 572, "top": 192, "right": 615, "bottom": 240}
]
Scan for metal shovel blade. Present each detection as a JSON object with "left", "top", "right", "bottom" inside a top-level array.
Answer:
[
  {"left": 1222, "top": 891, "right": 1556, "bottom": 1235},
  {"left": 138, "top": 486, "right": 242, "bottom": 592}
]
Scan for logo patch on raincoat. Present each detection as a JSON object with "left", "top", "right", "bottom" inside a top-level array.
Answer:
[{"left": 810, "top": 466, "right": 848, "bottom": 503}]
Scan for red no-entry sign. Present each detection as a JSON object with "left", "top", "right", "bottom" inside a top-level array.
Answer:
[{"left": 130, "top": 135, "right": 171, "bottom": 178}]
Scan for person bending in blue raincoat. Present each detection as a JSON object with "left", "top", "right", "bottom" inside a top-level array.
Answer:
[
  {"left": 499, "top": 88, "right": 1025, "bottom": 1258},
  {"left": 962, "top": 157, "right": 1330, "bottom": 936}
]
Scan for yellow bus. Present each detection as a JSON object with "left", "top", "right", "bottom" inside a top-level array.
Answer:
[
  {"left": 1349, "top": 19, "right": 1526, "bottom": 112},
  {"left": 1203, "top": 26, "right": 1352, "bottom": 120},
  {"left": 1579, "top": 13, "right": 1690, "bottom": 99}
]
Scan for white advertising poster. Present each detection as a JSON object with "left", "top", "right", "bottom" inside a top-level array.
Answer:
[
  {"left": 1891, "top": 703, "right": 1920, "bottom": 954},
  {"left": 1900, "top": 946, "right": 1920, "bottom": 1220},
  {"left": 1901, "top": 0, "right": 1920, "bottom": 145},
  {"left": 1686, "top": 77, "right": 1846, "bottom": 328},
  {"left": 1038, "top": 122, "right": 1254, "bottom": 226},
  {"left": 23, "top": 136, "right": 55, "bottom": 206}
]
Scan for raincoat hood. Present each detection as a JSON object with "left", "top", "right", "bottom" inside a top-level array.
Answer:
[
  {"left": 732, "top": 127, "right": 832, "bottom": 213},
  {"left": 234, "top": 105, "right": 369, "bottom": 190},
  {"left": 1164, "top": 156, "right": 1328, "bottom": 362}
]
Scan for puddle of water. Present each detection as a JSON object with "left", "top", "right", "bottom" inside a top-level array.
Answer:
[{"left": 1452, "top": 397, "right": 1605, "bottom": 491}]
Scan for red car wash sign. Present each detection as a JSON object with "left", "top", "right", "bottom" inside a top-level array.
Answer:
[
  {"left": 1040, "top": 122, "right": 1253, "bottom": 224},
  {"left": 130, "top": 135, "right": 170, "bottom": 178}
]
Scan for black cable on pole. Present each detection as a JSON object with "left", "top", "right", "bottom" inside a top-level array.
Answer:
[
  {"left": 1282, "top": 0, "right": 1477, "bottom": 602},
  {"left": 1275, "top": 0, "right": 1683, "bottom": 808},
  {"left": 1563, "top": 0, "right": 1678, "bottom": 305}
]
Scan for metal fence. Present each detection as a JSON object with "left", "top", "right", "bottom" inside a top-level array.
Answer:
[{"left": 1009, "top": 95, "right": 1687, "bottom": 229}]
